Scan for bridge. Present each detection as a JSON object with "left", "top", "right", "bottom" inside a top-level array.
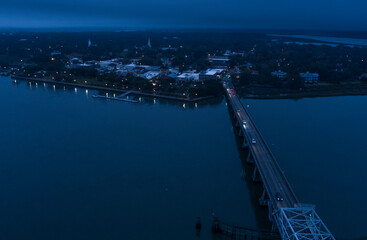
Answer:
[{"left": 223, "top": 81, "right": 335, "bottom": 240}]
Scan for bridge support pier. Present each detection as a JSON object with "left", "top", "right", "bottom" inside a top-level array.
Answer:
[
  {"left": 252, "top": 166, "right": 261, "bottom": 183},
  {"left": 238, "top": 128, "right": 244, "bottom": 137},
  {"left": 259, "top": 189, "right": 269, "bottom": 207},
  {"left": 232, "top": 112, "right": 236, "bottom": 119},
  {"left": 268, "top": 201, "right": 275, "bottom": 222},
  {"left": 235, "top": 120, "right": 240, "bottom": 127},
  {"left": 246, "top": 151, "right": 254, "bottom": 164},
  {"left": 242, "top": 139, "right": 249, "bottom": 149}
]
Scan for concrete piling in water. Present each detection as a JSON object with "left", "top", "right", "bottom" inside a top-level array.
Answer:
[{"left": 195, "top": 217, "right": 202, "bottom": 230}]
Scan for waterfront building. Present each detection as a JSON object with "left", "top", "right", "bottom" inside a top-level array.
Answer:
[
  {"left": 143, "top": 71, "right": 160, "bottom": 80},
  {"left": 208, "top": 56, "right": 230, "bottom": 67},
  {"left": 177, "top": 71, "right": 200, "bottom": 82},
  {"left": 271, "top": 70, "right": 287, "bottom": 79},
  {"left": 199, "top": 69, "right": 225, "bottom": 81},
  {"left": 300, "top": 72, "right": 319, "bottom": 84}
]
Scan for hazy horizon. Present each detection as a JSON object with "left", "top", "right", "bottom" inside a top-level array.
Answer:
[{"left": 0, "top": 0, "right": 366, "bottom": 31}]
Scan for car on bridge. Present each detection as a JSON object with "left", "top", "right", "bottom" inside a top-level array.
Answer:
[{"left": 252, "top": 138, "right": 256, "bottom": 144}]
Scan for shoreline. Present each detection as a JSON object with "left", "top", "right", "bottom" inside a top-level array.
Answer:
[
  {"left": 11, "top": 75, "right": 367, "bottom": 101},
  {"left": 10, "top": 75, "right": 215, "bottom": 103},
  {"left": 238, "top": 84, "right": 367, "bottom": 100}
]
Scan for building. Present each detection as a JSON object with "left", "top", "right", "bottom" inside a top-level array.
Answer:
[
  {"left": 50, "top": 51, "right": 61, "bottom": 56},
  {"left": 199, "top": 69, "right": 225, "bottom": 81},
  {"left": 70, "top": 57, "right": 83, "bottom": 64},
  {"left": 208, "top": 56, "right": 230, "bottom": 67},
  {"left": 143, "top": 71, "right": 160, "bottom": 80},
  {"left": 271, "top": 70, "right": 287, "bottom": 80},
  {"left": 177, "top": 71, "right": 200, "bottom": 82},
  {"left": 300, "top": 72, "right": 319, "bottom": 84}
]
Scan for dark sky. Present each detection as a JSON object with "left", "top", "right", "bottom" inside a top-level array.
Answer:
[{"left": 0, "top": 0, "right": 366, "bottom": 30}]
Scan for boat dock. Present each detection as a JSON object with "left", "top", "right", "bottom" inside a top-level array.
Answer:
[{"left": 92, "top": 94, "right": 138, "bottom": 103}]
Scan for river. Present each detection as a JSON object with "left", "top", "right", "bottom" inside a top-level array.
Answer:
[
  {"left": 243, "top": 97, "right": 367, "bottom": 239},
  {"left": 0, "top": 76, "right": 263, "bottom": 240},
  {"left": 1, "top": 76, "right": 365, "bottom": 239}
]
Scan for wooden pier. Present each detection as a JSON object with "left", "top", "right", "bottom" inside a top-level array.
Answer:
[{"left": 212, "top": 218, "right": 281, "bottom": 240}]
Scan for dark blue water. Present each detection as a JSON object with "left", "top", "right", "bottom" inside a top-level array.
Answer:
[
  {"left": 2, "top": 76, "right": 365, "bottom": 239},
  {"left": 0, "top": 76, "right": 261, "bottom": 240},
  {"left": 243, "top": 97, "right": 367, "bottom": 239}
]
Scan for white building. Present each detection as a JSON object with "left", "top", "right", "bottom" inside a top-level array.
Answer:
[
  {"left": 271, "top": 70, "right": 287, "bottom": 80},
  {"left": 300, "top": 72, "right": 319, "bottom": 84},
  {"left": 143, "top": 71, "right": 160, "bottom": 80},
  {"left": 177, "top": 71, "right": 200, "bottom": 82},
  {"left": 199, "top": 69, "right": 225, "bottom": 81},
  {"left": 70, "top": 57, "right": 83, "bottom": 64}
]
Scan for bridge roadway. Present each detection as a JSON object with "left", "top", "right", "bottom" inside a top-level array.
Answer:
[
  {"left": 224, "top": 82, "right": 298, "bottom": 210},
  {"left": 223, "top": 81, "right": 335, "bottom": 240}
]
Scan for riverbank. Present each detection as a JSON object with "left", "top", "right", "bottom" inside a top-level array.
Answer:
[
  {"left": 238, "top": 83, "right": 367, "bottom": 99},
  {"left": 11, "top": 75, "right": 215, "bottom": 103}
]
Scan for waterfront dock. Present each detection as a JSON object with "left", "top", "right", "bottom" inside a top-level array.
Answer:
[
  {"left": 92, "top": 94, "right": 138, "bottom": 103},
  {"left": 10, "top": 75, "right": 214, "bottom": 103}
]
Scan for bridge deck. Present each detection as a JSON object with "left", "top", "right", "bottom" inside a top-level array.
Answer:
[
  {"left": 223, "top": 82, "right": 335, "bottom": 239},
  {"left": 224, "top": 82, "right": 298, "bottom": 209}
]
